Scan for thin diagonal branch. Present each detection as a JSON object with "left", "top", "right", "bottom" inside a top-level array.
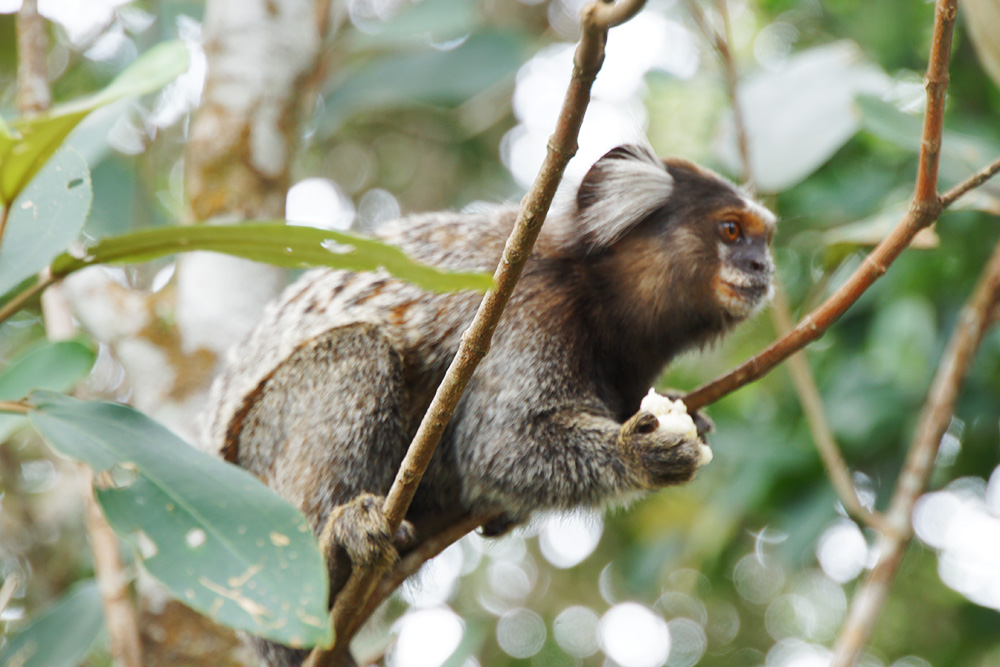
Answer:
[
  {"left": 684, "top": 0, "right": 965, "bottom": 413},
  {"left": 831, "top": 235, "right": 1000, "bottom": 667},
  {"left": 941, "top": 156, "right": 1000, "bottom": 207},
  {"left": 698, "top": 0, "right": 887, "bottom": 532},
  {"left": 304, "top": 3, "right": 650, "bottom": 665}
]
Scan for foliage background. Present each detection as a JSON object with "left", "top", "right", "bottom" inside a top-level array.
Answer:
[{"left": 1, "top": 0, "right": 999, "bottom": 666}]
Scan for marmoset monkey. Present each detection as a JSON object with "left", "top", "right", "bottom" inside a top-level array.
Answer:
[{"left": 203, "top": 144, "right": 775, "bottom": 666}]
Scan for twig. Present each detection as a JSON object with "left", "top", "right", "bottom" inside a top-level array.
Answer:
[
  {"left": 940, "top": 156, "right": 1000, "bottom": 207},
  {"left": 683, "top": 0, "right": 966, "bottom": 412},
  {"left": 771, "top": 288, "right": 891, "bottom": 532},
  {"left": 349, "top": 513, "right": 491, "bottom": 643},
  {"left": 86, "top": 470, "right": 143, "bottom": 667},
  {"left": 14, "top": 8, "right": 144, "bottom": 658},
  {"left": 831, "top": 235, "right": 1000, "bottom": 667},
  {"left": 0, "top": 573, "right": 19, "bottom": 619},
  {"left": 0, "top": 274, "right": 57, "bottom": 326},
  {"left": 0, "top": 400, "right": 30, "bottom": 414},
  {"left": 304, "top": 2, "right": 650, "bottom": 665},
  {"left": 701, "top": 0, "right": 885, "bottom": 532}
]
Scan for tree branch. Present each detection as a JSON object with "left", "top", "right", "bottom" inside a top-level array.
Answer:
[
  {"left": 695, "top": 0, "right": 888, "bottom": 532},
  {"left": 831, "top": 234, "right": 1000, "bottom": 667},
  {"left": 940, "top": 156, "right": 1000, "bottom": 207},
  {"left": 13, "top": 10, "right": 143, "bottom": 661},
  {"left": 683, "top": 0, "right": 967, "bottom": 413},
  {"left": 304, "top": 2, "right": 649, "bottom": 664}
]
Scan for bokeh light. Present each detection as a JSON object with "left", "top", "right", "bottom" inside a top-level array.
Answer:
[
  {"left": 537, "top": 511, "right": 603, "bottom": 569},
  {"left": 496, "top": 608, "right": 546, "bottom": 659},
  {"left": 553, "top": 605, "right": 600, "bottom": 658},
  {"left": 599, "top": 602, "right": 671, "bottom": 667},
  {"left": 389, "top": 606, "right": 464, "bottom": 667},
  {"left": 913, "top": 470, "right": 1000, "bottom": 611}
]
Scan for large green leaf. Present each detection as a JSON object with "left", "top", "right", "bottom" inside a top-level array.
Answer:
[
  {"left": 50, "top": 222, "right": 493, "bottom": 293},
  {"left": 322, "top": 30, "right": 526, "bottom": 133},
  {"left": 0, "top": 147, "right": 92, "bottom": 298},
  {"left": 0, "top": 579, "right": 104, "bottom": 667},
  {"left": 28, "top": 392, "right": 332, "bottom": 648},
  {"left": 0, "top": 339, "right": 96, "bottom": 442},
  {"left": 0, "top": 41, "right": 189, "bottom": 205}
]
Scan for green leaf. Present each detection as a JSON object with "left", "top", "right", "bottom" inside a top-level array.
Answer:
[
  {"left": 0, "top": 41, "right": 189, "bottom": 205},
  {"left": 51, "top": 222, "right": 493, "bottom": 293},
  {"left": 0, "top": 147, "right": 92, "bottom": 298},
  {"left": 716, "top": 41, "right": 889, "bottom": 192},
  {"left": 27, "top": 392, "right": 332, "bottom": 648},
  {"left": 322, "top": 30, "right": 526, "bottom": 133},
  {"left": 0, "top": 339, "right": 96, "bottom": 442},
  {"left": 0, "top": 579, "right": 104, "bottom": 667}
]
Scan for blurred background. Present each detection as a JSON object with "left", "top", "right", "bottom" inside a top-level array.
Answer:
[{"left": 1, "top": 0, "right": 1000, "bottom": 665}]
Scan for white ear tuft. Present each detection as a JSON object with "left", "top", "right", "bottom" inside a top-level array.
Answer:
[{"left": 575, "top": 144, "right": 674, "bottom": 249}]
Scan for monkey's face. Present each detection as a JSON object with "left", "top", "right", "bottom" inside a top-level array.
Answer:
[{"left": 709, "top": 200, "right": 776, "bottom": 319}]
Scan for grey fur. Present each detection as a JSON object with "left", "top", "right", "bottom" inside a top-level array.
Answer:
[{"left": 202, "top": 145, "right": 775, "bottom": 666}]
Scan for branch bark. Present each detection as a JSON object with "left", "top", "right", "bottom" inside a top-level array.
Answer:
[
  {"left": 831, "top": 235, "right": 1000, "bottom": 666},
  {"left": 684, "top": 0, "right": 964, "bottom": 413},
  {"left": 304, "top": 2, "right": 650, "bottom": 664},
  {"left": 694, "top": 0, "right": 888, "bottom": 532},
  {"left": 14, "top": 8, "right": 144, "bottom": 666}
]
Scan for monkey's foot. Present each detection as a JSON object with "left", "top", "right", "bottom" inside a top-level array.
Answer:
[{"left": 320, "top": 493, "right": 407, "bottom": 571}]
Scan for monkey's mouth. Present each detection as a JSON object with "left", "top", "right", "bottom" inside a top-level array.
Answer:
[
  {"left": 725, "top": 279, "right": 770, "bottom": 303},
  {"left": 715, "top": 273, "right": 773, "bottom": 316}
]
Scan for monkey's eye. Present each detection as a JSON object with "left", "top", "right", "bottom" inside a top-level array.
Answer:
[{"left": 718, "top": 220, "right": 742, "bottom": 243}]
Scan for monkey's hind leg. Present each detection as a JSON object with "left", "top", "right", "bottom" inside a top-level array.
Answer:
[{"left": 237, "top": 323, "right": 412, "bottom": 666}]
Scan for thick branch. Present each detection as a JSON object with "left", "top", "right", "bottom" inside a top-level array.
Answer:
[
  {"left": 831, "top": 235, "right": 1000, "bottom": 667},
  {"left": 304, "top": 2, "right": 649, "bottom": 664}
]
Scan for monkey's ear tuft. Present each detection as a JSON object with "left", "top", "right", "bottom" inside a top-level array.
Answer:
[{"left": 575, "top": 144, "right": 674, "bottom": 249}]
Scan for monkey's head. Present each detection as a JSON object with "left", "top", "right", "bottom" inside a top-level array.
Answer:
[{"left": 563, "top": 144, "right": 776, "bottom": 348}]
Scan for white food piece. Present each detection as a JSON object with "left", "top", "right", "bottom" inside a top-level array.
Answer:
[{"left": 639, "top": 389, "right": 712, "bottom": 466}]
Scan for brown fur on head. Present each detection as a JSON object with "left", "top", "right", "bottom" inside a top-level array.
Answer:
[{"left": 549, "top": 144, "right": 776, "bottom": 364}]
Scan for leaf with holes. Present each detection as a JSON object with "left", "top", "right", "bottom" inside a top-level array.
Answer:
[
  {"left": 27, "top": 392, "right": 333, "bottom": 648},
  {"left": 0, "top": 579, "right": 104, "bottom": 667},
  {"left": 0, "top": 41, "right": 189, "bottom": 205},
  {"left": 0, "top": 147, "right": 91, "bottom": 298}
]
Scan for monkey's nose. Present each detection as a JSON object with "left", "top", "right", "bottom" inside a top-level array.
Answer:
[{"left": 737, "top": 256, "right": 770, "bottom": 274}]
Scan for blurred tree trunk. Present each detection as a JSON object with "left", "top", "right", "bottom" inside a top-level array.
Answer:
[{"left": 62, "top": 0, "right": 336, "bottom": 663}]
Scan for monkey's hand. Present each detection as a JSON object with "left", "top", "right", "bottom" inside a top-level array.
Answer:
[
  {"left": 318, "top": 493, "right": 417, "bottom": 572},
  {"left": 618, "top": 390, "right": 713, "bottom": 488}
]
